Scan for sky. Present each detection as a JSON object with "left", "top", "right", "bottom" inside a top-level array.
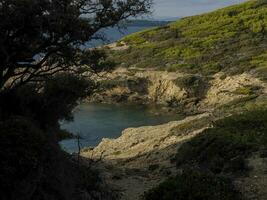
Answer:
[{"left": 152, "top": 0, "right": 248, "bottom": 19}]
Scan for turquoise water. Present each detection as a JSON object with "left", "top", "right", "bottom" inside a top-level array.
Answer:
[{"left": 60, "top": 103, "right": 181, "bottom": 153}]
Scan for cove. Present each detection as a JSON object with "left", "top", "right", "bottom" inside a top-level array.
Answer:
[{"left": 60, "top": 103, "right": 182, "bottom": 153}]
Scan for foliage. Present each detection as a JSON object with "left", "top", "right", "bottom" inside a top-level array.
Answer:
[
  {"left": 0, "top": 73, "right": 93, "bottom": 127},
  {"left": 143, "top": 169, "right": 241, "bottom": 200},
  {"left": 0, "top": 117, "right": 46, "bottom": 199},
  {"left": 174, "top": 75, "right": 209, "bottom": 98},
  {"left": 0, "top": 0, "right": 152, "bottom": 91},
  {"left": 0, "top": 74, "right": 99, "bottom": 199},
  {"left": 0, "top": 0, "right": 153, "bottom": 199},
  {"left": 145, "top": 107, "right": 267, "bottom": 200},
  {"left": 175, "top": 109, "right": 267, "bottom": 174},
  {"left": 41, "top": 73, "right": 94, "bottom": 124},
  {"left": 107, "top": 0, "right": 267, "bottom": 78},
  {"left": 233, "top": 85, "right": 261, "bottom": 95}
]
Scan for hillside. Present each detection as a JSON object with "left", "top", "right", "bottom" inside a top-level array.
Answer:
[
  {"left": 82, "top": 1, "right": 267, "bottom": 200},
  {"left": 106, "top": 0, "right": 267, "bottom": 78},
  {"left": 126, "top": 20, "right": 172, "bottom": 27}
]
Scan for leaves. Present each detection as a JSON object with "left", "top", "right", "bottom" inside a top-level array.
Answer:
[{"left": 0, "top": 0, "right": 152, "bottom": 91}]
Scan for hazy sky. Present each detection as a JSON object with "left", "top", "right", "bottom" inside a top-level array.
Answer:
[{"left": 153, "top": 0, "right": 248, "bottom": 18}]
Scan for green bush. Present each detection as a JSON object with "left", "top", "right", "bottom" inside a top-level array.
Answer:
[
  {"left": 175, "top": 109, "right": 267, "bottom": 174},
  {"left": 106, "top": 0, "right": 267, "bottom": 78},
  {"left": 233, "top": 85, "right": 262, "bottom": 96},
  {"left": 174, "top": 75, "right": 209, "bottom": 98}
]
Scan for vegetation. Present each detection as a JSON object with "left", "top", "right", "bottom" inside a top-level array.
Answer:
[
  {"left": 98, "top": 76, "right": 149, "bottom": 94},
  {"left": 233, "top": 85, "right": 261, "bottom": 95},
  {"left": 0, "top": 0, "right": 152, "bottom": 91},
  {"left": 1, "top": 0, "right": 266, "bottom": 199},
  {"left": 145, "top": 107, "right": 267, "bottom": 200},
  {"left": 0, "top": 117, "right": 47, "bottom": 200},
  {"left": 0, "top": 74, "right": 93, "bottom": 199},
  {"left": 143, "top": 169, "right": 241, "bottom": 200},
  {"left": 107, "top": 0, "right": 267, "bottom": 77},
  {"left": 176, "top": 109, "right": 267, "bottom": 174},
  {"left": 174, "top": 75, "right": 209, "bottom": 98},
  {"left": 0, "top": 0, "right": 152, "bottom": 199}
]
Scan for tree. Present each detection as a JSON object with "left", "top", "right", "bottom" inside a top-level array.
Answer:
[{"left": 0, "top": 0, "right": 152, "bottom": 91}]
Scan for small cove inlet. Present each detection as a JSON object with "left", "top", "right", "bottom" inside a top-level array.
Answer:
[{"left": 60, "top": 103, "right": 182, "bottom": 153}]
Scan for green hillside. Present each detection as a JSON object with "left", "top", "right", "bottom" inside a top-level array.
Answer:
[{"left": 107, "top": 0, "right": 267, "bottom": 78}]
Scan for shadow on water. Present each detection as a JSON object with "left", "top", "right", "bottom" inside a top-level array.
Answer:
[{"left": 59, "top": 103, "right": 182, "bottom": 153}]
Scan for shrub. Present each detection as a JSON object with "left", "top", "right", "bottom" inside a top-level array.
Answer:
[
  {"left": 105, "top": 0, "right": 267, "bottom": 78},
  {"left": 0, "top": 117, "right": 46, "bottom": 199},
  {"left": 175, "top": 109, "right": 267, "bottom": 174},
  {"left": 233, "top": 85, "right": 262, "bottom": 96},
  {"left": 174, "top": 75, "right": 209, "bottom": 98},
  {"left": 143, "top": 169, "right": 241, "bottom": 200}
]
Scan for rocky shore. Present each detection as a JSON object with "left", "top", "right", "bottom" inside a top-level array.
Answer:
[
  {"left": 81, "top": 113, "right": 213, "bottom": 200},
  {"left": 87, "top": 68, "right": 267, "bottom": 114},
  {"left": 81, "top": 68, "right": 267, "bottom": 199}
]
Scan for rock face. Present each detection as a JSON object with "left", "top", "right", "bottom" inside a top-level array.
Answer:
[
  {"left": 88, "top": 68, "right": 187, "bottom": 106},
  {"left": 83, "top": 113, "right": 211, "bottom": 163},
  {"left": 135, "top": 71, "right": 187, "bottom": 104},
  {"left": 88, "top": 68, "right": 267, "bottom": 113},
  {"left": 81, "top": 113, "right": 213, "bottom": 200},
  {"left": 201, "top": 72, "right": 267, "bottom": 107}
]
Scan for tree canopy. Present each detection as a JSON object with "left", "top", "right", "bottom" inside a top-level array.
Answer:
[{"left": 0, "top": 0, "right": 152, "bottom": 91}]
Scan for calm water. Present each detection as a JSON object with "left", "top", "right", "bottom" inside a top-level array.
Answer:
[
  {"left": 60, "top": 103, "right": 181, "bottom": 153},
  {"left": 60, "top": 23, "right": 174, "bottom": 153},
  {"left": 82, "top": 25, "right": 155, "bottom": 48}
]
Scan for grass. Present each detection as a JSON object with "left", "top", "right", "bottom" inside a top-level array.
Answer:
[
  {"left": 105, "top": 0, "right": 267, "bottom": 78},
  {"left": 233, "top": 85, "right": 262, "bottom": 95}
]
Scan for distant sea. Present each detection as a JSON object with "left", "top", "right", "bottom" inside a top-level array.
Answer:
[{"left": 82, "top": 20, "right": 171, "bottom": 48}]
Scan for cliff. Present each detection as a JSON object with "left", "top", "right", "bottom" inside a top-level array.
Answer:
[{"left": 88, "top": 68, "right": 267, "bottom": 114}]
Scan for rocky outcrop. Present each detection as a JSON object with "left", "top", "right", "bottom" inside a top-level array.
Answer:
[
  {"left": 81, "top": 113, "right": 213, "bottom": 200},
  {"left": 88, "top": 68, "right": 267, "bottom": 114},
  {"left": 83, "top": 68, "right": 267, "bottom": 200},
  {"left": 88, "top": 68, "right": 188, "bottom": 106},
  {"left": 82, "top": 113, "right": 212, "bottom": 163},
  {"left": 200, "top": 72, "right": 267, "bottom": 107}
]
